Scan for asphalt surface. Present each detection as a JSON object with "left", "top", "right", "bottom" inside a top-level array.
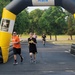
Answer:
[{"left": 0, "top": 40, "right": 75, "bottom": 75}]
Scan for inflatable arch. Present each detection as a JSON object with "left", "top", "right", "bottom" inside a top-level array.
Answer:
[{"left": 0, "top": 0, "right": 75, "bottom": 63}]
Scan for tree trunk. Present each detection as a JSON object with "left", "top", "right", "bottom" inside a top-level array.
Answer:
[
  {"left": 50, "top": 34, "right": 52, "bottom": 40},
  {"left": 70, "top": 35, "right": 73, "bottom": 40},
  {"left": 55, "top": 35, "right": 57, "bottom": 41}
]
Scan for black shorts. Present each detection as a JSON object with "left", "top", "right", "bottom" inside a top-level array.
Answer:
[
  {"left": 42, "top": 39, "right": 46, "bottom": 41},
  {"left": 29, "top": 44, "right": 37, "bottom": 54},
  {"left": 29, "top": 49, "right": 37, "bottom": 54},
  {"left": 13, "top": 47, "right": 21, "bottom": 55}
]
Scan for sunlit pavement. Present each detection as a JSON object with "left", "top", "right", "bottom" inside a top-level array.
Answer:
[{"left": 0, "top": 40, "right": 75, "bottom": 75}]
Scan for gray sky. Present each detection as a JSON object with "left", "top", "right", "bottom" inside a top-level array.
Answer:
[{"left": 27, "top": 6, "right": 49, "bottom": 12}]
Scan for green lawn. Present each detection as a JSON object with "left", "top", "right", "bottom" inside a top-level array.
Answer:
[
  {"left": 50, "top": 40, "right": 75, "bottom": 45},
  {"left": 21, "top": 35, "right": 75, "bottom": 45},
  {"left": 46, "top": 35, "right": 75, "bottom": 45}
]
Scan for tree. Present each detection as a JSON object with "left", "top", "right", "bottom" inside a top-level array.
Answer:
[
  {"left": 38, "top": 16, "right": 48, "bottom": 34},
  {"left": 66, "top": 12, "right": 75, "bottom": 40},
  {"left": 39, "top": 6, "right": 67, "bottom": 41},
  {"left": 14, "top": 10, "right": 30, "bottom": 34},
  {"left": 29, "top": 9, "right": 44, "bottom": 34}
]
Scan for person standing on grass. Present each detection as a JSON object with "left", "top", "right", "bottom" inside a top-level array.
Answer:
[
  {"left": 42, "top": 34, "right": 46, "bottom": 46},
  {"left": 12, "top": 32, "right": 23, "bottom": 65},
  {"left": 28, "top": 32, "right": 37, "bottom": 63}
]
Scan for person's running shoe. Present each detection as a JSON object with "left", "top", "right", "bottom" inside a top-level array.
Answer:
[
  {"left": 13, "top": 62, "right": 18, "bottom": 65},
  {"left": 33, "top": 60, "right": 36, "bottom": 64},
  {"left": 30, "top": 58, "right": 33, "bottom": 63},
  {"left": 43, "top": 43, "right": 45, "bottom": 46}
]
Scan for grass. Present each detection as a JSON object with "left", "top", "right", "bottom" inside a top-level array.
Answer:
[
  {"left": 47, "top": 35, "right": 75, "bottom": 45},
  {"left": 21, "top": 34, "right": 29, "bottom": 38},
  {"left": 21, "top": 35, "right": 75, "bottom": 45},
  {"left": 50, "top": 40, "right": 75, "bottom": 45}
]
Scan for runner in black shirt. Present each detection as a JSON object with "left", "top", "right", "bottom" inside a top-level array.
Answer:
[
  {"left": 28, "top": 32, "right": 37, "bottom": 63},
  {"left": 42, "top": 34, "right": 46, "bottom": 46}
]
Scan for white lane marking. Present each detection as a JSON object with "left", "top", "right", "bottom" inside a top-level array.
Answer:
[{"left": 42, "top": 71, "right": 54, "bottom": 73}]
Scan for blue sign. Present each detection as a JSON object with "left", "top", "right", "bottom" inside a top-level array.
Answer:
[{"left": 38, "top": 0, "right": 48, "bottom": 2}]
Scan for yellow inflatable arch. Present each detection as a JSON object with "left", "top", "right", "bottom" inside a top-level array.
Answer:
[{"left": 0, "top": 0, "right": 75, "bottom": 63}]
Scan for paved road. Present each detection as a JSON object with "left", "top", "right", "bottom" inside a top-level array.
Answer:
[{"left": 0, "top": 41, "right": 75, "bottom": 75}]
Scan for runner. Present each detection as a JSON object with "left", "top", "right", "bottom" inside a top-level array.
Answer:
[
  {"left": 28, "top": 32, "right": 37, "bottom": 63},
  {"left": 12, "top": 32, "right": 23, "bottom": 64},
  {"left": 42, "top": 34, "right": 46, "bottom": 46}
]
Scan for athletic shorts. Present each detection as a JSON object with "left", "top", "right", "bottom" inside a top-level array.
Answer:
[
  {"left": 29, "top": 49, "right": 37, "bottom": 54},
  {"left": 13, "top": 47, "right": 21, "bottom": 55},
  {"left": 42, "top": 39, "right": 46, "bottom": 41}
]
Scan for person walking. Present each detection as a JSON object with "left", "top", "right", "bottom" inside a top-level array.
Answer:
[
  {"left": 28, "top": 32, "right": 37, "bottom": 63},
  {"left": 12, "top": 32, "right": 23, "bottom": 65},
  {"left": 42, "top": 34, "right": 46, "bottom": 46}
]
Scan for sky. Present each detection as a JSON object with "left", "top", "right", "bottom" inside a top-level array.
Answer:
[{"left": 27, "top": 6, "right": 49, "bottom": 12}]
